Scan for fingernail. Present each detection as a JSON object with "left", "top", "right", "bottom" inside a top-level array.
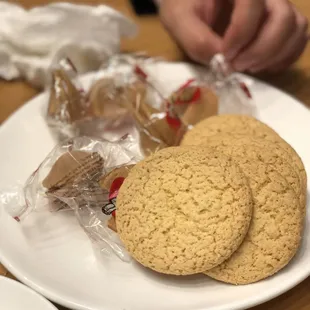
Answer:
[
  {"left": 249, "top": 62, "right": 269, "bottom": 73},
  {"left": 234, "top": 60, "right": 257, "bottom": 72},
  {"left": 225, "top": 47, "right": 240, "bottom": 61},
  {"left": 233, "top": 62, "right": 250, "bottom": 72}
]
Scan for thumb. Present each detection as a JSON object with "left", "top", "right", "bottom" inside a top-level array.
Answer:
[{"left": 160, "top": 2, "right": 222, "bottom": 64}]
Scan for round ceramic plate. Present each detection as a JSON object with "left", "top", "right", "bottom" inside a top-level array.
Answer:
[
  {"left": 0, "top": 276, "right": 57, "bottom": 310},
  {"left": 0, "top": 62, "right": 309, "bottom": 310}
]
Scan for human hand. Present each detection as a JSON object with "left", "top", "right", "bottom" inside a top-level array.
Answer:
[{"left": 159, "top": 0, "right": 309, "bottom": 72}]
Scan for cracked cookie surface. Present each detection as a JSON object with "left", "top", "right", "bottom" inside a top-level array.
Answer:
[
  {"left": 183, "top": 133, "right": 304, "bottom": 211},
  {"left": 181, "top": 115, "right": 307, "bottom": 211},
  {"left": 204, "top": 160, "right": 302, "bottom": 284},
  {"left": 116, "top": 147, "right": 253, "bottom": 275},
  {"left": 181, "top": 114, "right": 280, "bottom": 145}
]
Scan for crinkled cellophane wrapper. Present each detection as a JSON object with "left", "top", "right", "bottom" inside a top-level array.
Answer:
[{"left": 2, "top": 54, "right": 257, "bottom": 262}]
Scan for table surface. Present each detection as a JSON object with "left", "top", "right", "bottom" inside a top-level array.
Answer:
[{"left": 1, "top": 0, "right": 310, "bottom": 309}]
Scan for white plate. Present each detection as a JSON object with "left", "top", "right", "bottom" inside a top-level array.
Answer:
[
  {"left": 0, "top": 62, "right": 309, "bottom": 310},
  {"left": 0, "top": 276, "right": 57, "bottom": 310}
]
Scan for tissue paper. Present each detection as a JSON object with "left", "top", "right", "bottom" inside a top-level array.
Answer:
[{"left": 0, "top": 2, "right": 137, "bottom": 87}]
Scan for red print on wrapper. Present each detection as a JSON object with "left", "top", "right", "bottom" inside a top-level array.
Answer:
[
  {"left": 134, "top": 65, "right": 201, "bottom": 130},
  {"left": 102, "top": 177, "right": 125, "bottom": 217},
  {"left": 239, "top": 81, "right": 252, "bottom": 99},
  {"left": 166, "top": 79, "right": 201, "bottom": 128},
  {"left": 134, "top": 65, "right": 148, "bottom": 81}
]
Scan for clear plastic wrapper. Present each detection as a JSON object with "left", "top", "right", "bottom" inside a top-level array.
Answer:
[
  {"left": 84, "top": 54, "right": 173, "bottom": 156},
  {"left": 128, "top": 56, "right": 256, "bottom": 153},
  {"left": 46, "top": 57, "right": 134, "bottom": 143},
  {"left": 46, "top": 54, "right": 256, "bottom": 157},
  {"left": 3, "top": 136, "right": 141, "bottom": 261},
  {"left": 46, "top": 58, "right": 90, "bottom": 139},
  {"left": 207, "top": 54, "right": 256, "bottom": 115},
  {"left": 9, "top": 53, "right": 257, "bottom": 263}
]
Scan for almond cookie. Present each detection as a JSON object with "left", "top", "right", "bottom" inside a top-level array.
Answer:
[
  {"left": 116, "top": 147, "right": 253, "bottom": 275},
  {"left": 262, "top": 135, "right": 307, "bottom": 203},
  {"left": 203, "top": 155, "right": 302, "bottom": 284},
  {"left": 189, "top": 134, "right": 304, "bottom": 212},
  {"left": 181, "top": 114, "right": 307, "bottom": 210},
  {"left": 181, "top": 114, "right": 281, "bottom": 145}
]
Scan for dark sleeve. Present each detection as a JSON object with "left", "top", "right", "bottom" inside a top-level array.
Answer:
[{"left": 129, "top": 0, "right": 158, "bottom": 15}]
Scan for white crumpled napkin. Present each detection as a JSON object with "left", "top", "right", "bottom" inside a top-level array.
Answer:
[{"left": 0, "top": 2, "right": 138, "bottom": 87}]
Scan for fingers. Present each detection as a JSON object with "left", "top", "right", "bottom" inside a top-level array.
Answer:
[
  {"left": 160, "top": 0, "right": 222, "bottom": 64},
  {"left": 160, "top": 0, "right": 308, "bottom": 70},
  {"left": 200, "top": 0, "right": 223, "bottom": 27},
  {"left": 232, "top": 0, "right": 298, "bottom": 71},
  {"left": 223, "top": 0, "right": 266, "bottom": 60},
  {"left": 258, "top": 8, "right": 309, "bottom": 72},
  {"left": 269, "top": 37, "right": 308, "bottom": 73}
]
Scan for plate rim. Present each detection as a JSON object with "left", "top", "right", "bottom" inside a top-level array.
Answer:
[
  {"left": 0, "top": 275, "right": 58, "bottom": 310},
  {"left": 1, "top": 226, "right": 310, "bottom": 310}
]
